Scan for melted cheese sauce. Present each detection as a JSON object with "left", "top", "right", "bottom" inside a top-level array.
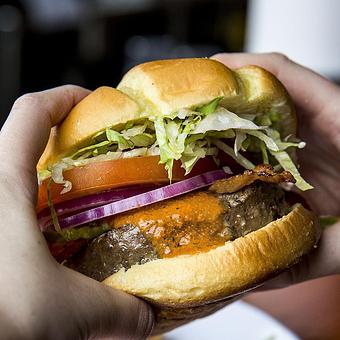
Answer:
[{"left": 111, "top": 191, "right": 229, "bottom": 258}]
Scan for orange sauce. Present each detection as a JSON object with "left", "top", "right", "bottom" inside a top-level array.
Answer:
[{"left": 111, "top": 191, "right": 230, "bottom": 257}]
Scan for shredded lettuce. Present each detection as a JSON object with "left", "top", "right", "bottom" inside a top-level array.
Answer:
[
  {"left": 77, "top": 124, "right": 155, "bottom": 159},
  {"left": 152, "top": 103, "right": 312, "bottom": 191},
  {"left": 129, "top": 133, "right": 155, "bottom": 147},
  {"left": 106, "top": 129, "right": 133, "bottom": 150},
  {"left": 270, "top": 149, "right": 313, "bottom": 190},
  {"left": 211, "top": 138, "right": 255, "bottom": 169},
  {"left": 234, "top": 131, "right": 247, "bottom": 156},
  {"left": 120, "top": 123, "right": 147, "bottom": 137},
  {"left": 244, "top": 130, "right": 279, "bottom": 151},
  {"left": 206, "top": 130, "right": 235, "bottom": 139},
  {"left": 47, "top": 179, "right": 61, "bottom": 232},
  {"left": 50, "top": 158, "right": 73, "bottom": 194},
  {"left": 154, "top": 118, "right": 178, "bottom": 178},
  {"left": 154, "top": 115, "right": 199, "bottom": 179},
  {"left": 38, "top": 169, "right": 51, "bottom": 184},
  {"left": 58, "top": 147, "right": 159, "bottom": 168},
  {"left": 181, "top": 140, "right": 218, "bottom": 175},
  {"left": 260, "top": 141, "right": 269, "bottom": 164},
  {"left": 193, "top": 107, "right": 262, "bottom": 134},
  {"left": 46, "top": 98, "right": 312, "bottom": 193},
  {"left": 71, "top": 140, "right": 111, "bottom": 159},
  {"left": 266, "top": 128, "right": 305, "bottom": 150}
]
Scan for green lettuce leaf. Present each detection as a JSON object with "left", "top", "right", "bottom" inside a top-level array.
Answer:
[
  {"left": 181, "top": 140, "right": 218, "bottom": 175},
  {"left": 154, "top": 116, "right": 198, "bottom": 179},
  {"left": 129, "top": 133, "right": 155, "bottom": 147},
  {"left": 197, "top": 97, "right": 223, "bottom": 115},
  {"left": 106, "top": 129, "right": 133, "bottom": 150},
  {"left": 193, "top": 107, "right": 262, "bottom": 134},
  {"left": 71, "top": 140, "right": 111, "bottom": 159},
  {"left": 60, "top": 224, "right": 111, "bottom": 241},
  {"left": 120, "top": 123, "right": 147, "bottom": 138},
  {"left": 266, "top": 128, "right": 305, "bottom": 150},
  {"left": 38, "top": 169, "right": 51, "bottom": 183},
  {"left": 211, "top": 138, "right": 255, "bottom": 169},
  {"left": 154, "top": 118, "right": 178, "bottom": 179},
  {"left": 47, "top": 179, "right": 61, "bottom": 232},
  {"left": 234, "top": 131, "right": 247, "bottom": 156},
  {"left": 244, "top": 130, "right": 279, "bottom": 151},
  {"left": 319, "top": 216, "right": 339, "bottom": 229},
  {"left": 270, "top": 149, "right": 313, "bottom": 190},
  {"left": 260, "top": 141, "right": 269, "bottom": 164}
]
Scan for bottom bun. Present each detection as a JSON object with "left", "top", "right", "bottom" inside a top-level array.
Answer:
[{"left": 103, "top": 204, "right": 319, "bottom": 333}]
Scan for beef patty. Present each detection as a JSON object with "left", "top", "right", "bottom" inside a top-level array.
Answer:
[{"left": 67, "top": 182, "right": 289, "bottom": 281}]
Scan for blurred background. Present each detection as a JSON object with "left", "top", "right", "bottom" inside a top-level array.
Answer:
[
  {"left": 2, "top": 0, "right": 340, "bottom": 121},
  {"left": 1, "top": 0, "right": 340, "bottom": 339},
  {"left": 0, "top": 0, "right": 247, "bottom": 125}
]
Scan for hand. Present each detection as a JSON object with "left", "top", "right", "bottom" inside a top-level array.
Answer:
[
  {"left": 212, "top": 53, "right": 340, "bottom": 285},
  {"left": 0, "top": 86, "right": 154, "bottom": 339}
]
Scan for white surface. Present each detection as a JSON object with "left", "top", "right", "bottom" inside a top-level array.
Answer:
[
  {"left": 246, "top": 0, "right": 340, "bottom": 78},
  {"left": 164, "top": 301, "right": 300, "bottom": 340}
]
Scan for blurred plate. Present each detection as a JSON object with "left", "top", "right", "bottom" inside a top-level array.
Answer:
[{"left": 163, "top": 301, "right": 300, "bottom": 340}]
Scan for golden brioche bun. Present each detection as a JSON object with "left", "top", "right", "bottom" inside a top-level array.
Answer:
[
  {"left": 118, "top": 58, "right": 296, "bottom": 135},
  {"left": 38, "top": 87, "right": 140, "bottom": 171},
  {"left": 103, "top": 204, "right": 319, "bottom": 334},
  {"left": 38, "top": 58, "right": 296, "bottom": 171}
]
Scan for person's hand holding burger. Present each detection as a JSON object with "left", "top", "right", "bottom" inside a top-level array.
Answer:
[{"left": 0, "top": 85, "right": 154, "bottom": 339}]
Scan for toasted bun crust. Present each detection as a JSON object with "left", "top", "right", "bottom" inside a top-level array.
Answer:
[
  {"left": 118, "top": 58, "right": 296, "bottom": 135},
  {"left": 117, "top": 58, "right": 239, "bottom": 116},
  {"left": 103, "top": 204, "right": 319, "bottom": 333},
  {"left": 38, "top": 58, "right": 296, "bottom": 171},
  {"left": 38, "top": 87, "right": 140, "bottom": 171}
]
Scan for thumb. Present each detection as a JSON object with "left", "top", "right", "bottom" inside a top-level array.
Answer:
[{"left": 63, "top": 267, "right": 154, "bottom": 340}]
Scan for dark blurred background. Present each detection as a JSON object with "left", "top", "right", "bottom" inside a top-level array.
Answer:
[
  {"left": 2, "top": 0, "right": 340, "bottom": 125},
  {"left": 0, "top": 0, "right": 247, "bottom": 125}
]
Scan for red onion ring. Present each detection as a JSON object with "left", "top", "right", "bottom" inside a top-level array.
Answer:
[
  {"left": 40, "top": 170, "right": 226, "bottom": 231},
  {"left": 37, "top": 185, "right": 157, "bottom": 229}
]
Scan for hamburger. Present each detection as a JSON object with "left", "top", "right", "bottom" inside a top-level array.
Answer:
[{"left": 37, "top": 58, "right": 319, "bottom": 333}]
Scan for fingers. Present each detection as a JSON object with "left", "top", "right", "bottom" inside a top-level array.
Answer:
[
  {"left": 63, "top": 268, "right": 154, "bottom": 339},
  {"left": 211, "top": 52, "right": 291, "bottom": 74},
  {"left": 0, "top": 85, "right": 90, "bottom": 196},
  {"left": 211, "top": 52, "right": 339, "bottom": 119}
]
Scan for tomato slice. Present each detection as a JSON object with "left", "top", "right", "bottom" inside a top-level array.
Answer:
[{"left": 37, "top": 155, "right": 218, "bottom": 212}]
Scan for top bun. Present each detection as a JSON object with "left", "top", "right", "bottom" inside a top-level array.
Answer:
[
  {"left": 38, "top": 58, "right": 296, "bottom": 171},
  {"left": 118, "top": 58, "right": 239, "bottom": 116},
  {"left": 38, "top": 86, "right": 140, "bottom": 170},
  {"left": 118, "top": 58, "right": 296, "bottom": 135}
]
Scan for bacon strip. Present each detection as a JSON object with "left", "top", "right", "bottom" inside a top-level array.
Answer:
[{"left": 209, "top": 164, "right": 295, "bottom": 194}]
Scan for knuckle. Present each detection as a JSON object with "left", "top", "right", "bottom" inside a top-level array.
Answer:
[
  {"left": 268, "top": 52, "right": 290, "bottom": 63},
  {"left": 62, "top": 84, "right": 77, "bottom": 91},
  {"left": 62, "top": 84, "right": 77, "bottom": 100},
  {"left": 210, "top": 52, "right": 224, "bottom": 59},
  {"left": 12, "top": 92, "right": 41, "bottom": 110}
]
